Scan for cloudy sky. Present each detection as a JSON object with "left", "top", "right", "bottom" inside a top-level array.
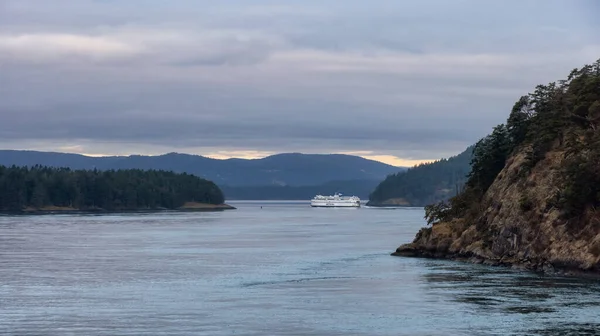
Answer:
[{"left": 1, "top": 0, "right": 598, "bottom": 166}]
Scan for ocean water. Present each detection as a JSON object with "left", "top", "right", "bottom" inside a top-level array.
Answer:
[{"left": 1, "top": 201, "right": 599, "bottom": 336}]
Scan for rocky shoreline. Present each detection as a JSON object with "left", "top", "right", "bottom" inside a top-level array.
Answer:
[
  {"left": 393, "top": 245, "right": 600, "bottom": 278},
  {"left": 391, "top": 223, "right": 600, "bottom": 278},
  {"left": 392, "top": 242, "right": 557, "bottom": 274}
]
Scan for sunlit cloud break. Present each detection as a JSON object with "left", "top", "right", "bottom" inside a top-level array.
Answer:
[{"left": 0, "top": 0, "right": 598, "bottom": 163}]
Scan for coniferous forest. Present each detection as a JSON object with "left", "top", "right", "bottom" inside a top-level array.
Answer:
[
  {"left": 0, "top": 165, "right": 225, "bottom": 212},
  {"left": 367, "top": 146, "right": 474, "bottom": 206},
  {"left": 425, "top": 58, "right": 600, "bottom": 227}
]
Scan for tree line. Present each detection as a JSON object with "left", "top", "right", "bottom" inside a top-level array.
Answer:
[
  {"left": 0, "top": 165, "right": 225, "bottom": 212},
  {"left": 426, "top": 58, "right": 600, "bottom": 226},
  {"left": 368, "top": 146, "right": 474, "bottom": 206}
]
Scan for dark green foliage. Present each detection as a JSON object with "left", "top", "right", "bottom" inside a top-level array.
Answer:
[
  {"left": 559, "top": 134, "right": 600, "bottom": 218},
  {"left": 554, "top": 61, "right": 600, "bottom": 218},
  {"left": 368, "top": 146, "right": 474, "bottom": 206},
  {"left": 424, "top": 201, "right": 451, "bottom": 226},
  {"left": 506, "top": 95, "right": 533, "bottom": 148},
  {"left": 425, "top": 58, "right": 600, "bottom": 222},
  {"left": 521, "top": 82, "right": 569, "bottom": 168},
  {"left": 480, "top": 59, "right": 600, "bottom": 200},
  {"left": 467, "top": 124, "right": 511, "bottom": 193},
  {"left": 0, "top": 165, "right": 224, "bottom": 211},
  {"left": 522, "top": 144, "right": 548, "bottom": 174},
  {"left": 424, "top": 187, "right": 479, "bottom": 225}
]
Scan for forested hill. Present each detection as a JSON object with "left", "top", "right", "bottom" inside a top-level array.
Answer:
[
  {"left": 394, "top": 58, "right": 600, "bottom": 274},
  {"left": 0, "top": 151, "right": 403, "bottom": 187},
  {"left": 0, "top": 165, "right": 228, "bottom": 212},
  {"left": 367, "top": 146, "right": 474, "bottom": 207}
]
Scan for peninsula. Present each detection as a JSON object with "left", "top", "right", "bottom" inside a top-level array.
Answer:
[{"left": 394, "top": 59, "right": 600, "bottom": 275}]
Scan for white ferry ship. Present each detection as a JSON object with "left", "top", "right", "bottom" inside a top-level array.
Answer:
[{"left": 310, "top": 193, "right": 361, "bottom": 208}]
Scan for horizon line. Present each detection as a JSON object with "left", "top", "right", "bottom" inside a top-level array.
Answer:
[{"left": 0, "top": 148, "right": 438, "bottom": 167}]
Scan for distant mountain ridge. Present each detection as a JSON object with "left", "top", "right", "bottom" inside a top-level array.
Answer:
[
  {"left": 0, "top": 150, "right": 405, "bottom": 190},
  {"left": 222, "top": 179, "right": 382, "bottom": 200}
]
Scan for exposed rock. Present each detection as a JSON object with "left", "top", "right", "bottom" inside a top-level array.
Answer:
[
  {"left": 392, "top": 60, "right": 600, "bottom": 276},
  {"left": 392, "top": 148, "right": 600, "bottom": 275}
]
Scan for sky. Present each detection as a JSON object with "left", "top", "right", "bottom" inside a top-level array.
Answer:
[{"left": 1, "top": 0, "right": 599, "bottom": 167}]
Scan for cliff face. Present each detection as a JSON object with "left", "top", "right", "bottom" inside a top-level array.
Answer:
[
  {"left": 395, "top": 147, "right": 600, "bottom": 274},
  {"left": 393, "top": 59, "right": 600, "bottom": 275}
]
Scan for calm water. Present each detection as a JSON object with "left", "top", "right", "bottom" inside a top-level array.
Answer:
[{"left": 1, "top": 202, "right": 599, "bottom": 336}]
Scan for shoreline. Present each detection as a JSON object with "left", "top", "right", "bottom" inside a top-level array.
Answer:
[
  {"left": 366, "top": 199, "right": 414, "bottom": 207},
  {"left": 1, "top": 203, "right": 236, "bottom": 215},
  {"left": 391, "top": 238, "right": 600, "bottom": 279}
]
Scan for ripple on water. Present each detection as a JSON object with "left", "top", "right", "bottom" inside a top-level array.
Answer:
[
  {"left": 240, "top": 276, "right": 356, "bottom": 288},
  {"left": 1, "top": 206, "right": 600, "bottom": 336},
  {"left": 528, "top": 323, "right": 600, "bottom": 336}
]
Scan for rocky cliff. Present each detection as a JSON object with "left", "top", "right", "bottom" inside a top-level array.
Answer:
[{"left": 393, "top": 59, "right": 600, "bottom": 275}]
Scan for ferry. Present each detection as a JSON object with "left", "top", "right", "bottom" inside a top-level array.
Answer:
[{"left": 310, "top": 193, "right": 361, "bottom": 208}]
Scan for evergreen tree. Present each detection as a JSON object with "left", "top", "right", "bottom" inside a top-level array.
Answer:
[
  {"left": 0, "top": 166, "right": 225, "bottom": 211},
  {"left": 467, "top": 124, "right": 510, "bottom": 193},
  {"left": 422, "top": 58, "right": 600, "bottom": 225},
  {"left": 369, "top": 146, "right": 474, "bottom": 206}
]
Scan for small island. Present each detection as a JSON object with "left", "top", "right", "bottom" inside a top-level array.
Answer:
[
  {"left": 0, "top": 165, "right": 235, "bottom": 214},
  {"left": 393, "top": 59, "right": 600, "bottom": 276}
]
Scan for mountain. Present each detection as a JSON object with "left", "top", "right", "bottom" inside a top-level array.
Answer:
[
  {"left": 393, "top": 58, "right": 600, "bottom": 275},
  {"left": 367, "top": 146, "right": 474, "bottom": 207},
  {"left": 0, "top": 150, "right": 404, "bottom": 189}
]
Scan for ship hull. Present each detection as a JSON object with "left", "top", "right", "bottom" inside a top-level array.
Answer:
[{"left": 310, "top": 201, "right": 360, "bottom": 208}]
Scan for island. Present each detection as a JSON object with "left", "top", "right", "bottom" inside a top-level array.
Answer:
[
  {"left": 393, "top": 59, "right": 600, "bottom": 275},
  {"left": 0, "top": 165, "right": 235, "bottom": 213}
]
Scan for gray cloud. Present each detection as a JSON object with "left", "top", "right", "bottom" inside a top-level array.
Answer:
[{"left": 0, "top": 0, "right": 599, "bottom": 162}]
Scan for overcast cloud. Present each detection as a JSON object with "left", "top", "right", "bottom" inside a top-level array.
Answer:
[{"left": 1, "top": 0, "right": 599, "bottom": 165}]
